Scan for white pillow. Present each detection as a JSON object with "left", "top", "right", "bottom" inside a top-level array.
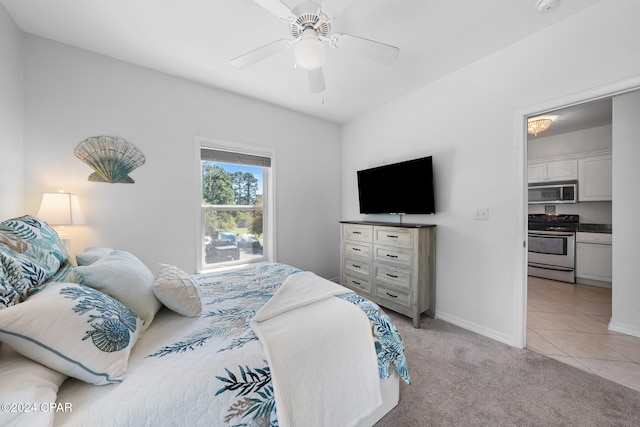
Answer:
[
  {"left": 75, "top": 247, "right": 114, "bottom": 266},
  {"left": 0, "top": 282, "right": 142, "bottom": 385},
  {"left": 153, "top": 264, "right": 202, "bottom": 317},
  {"left": 75, "top": 250, "right": 161, "bottom": 332},
  {"left": 0, "top": 343, "right": 67, "bottom": 427}
]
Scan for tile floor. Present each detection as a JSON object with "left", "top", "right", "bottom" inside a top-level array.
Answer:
[{"left": 527, "top": 276, "right": 640, "bottom": 393}]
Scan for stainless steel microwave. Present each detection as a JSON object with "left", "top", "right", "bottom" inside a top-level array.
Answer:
[{"left": 528, "top": 181, "right": 578, "bottom": 204}]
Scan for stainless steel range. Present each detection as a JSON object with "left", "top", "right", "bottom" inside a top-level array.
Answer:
[{"left": 528, "top": 214, "right": 579, "bottom": 283}]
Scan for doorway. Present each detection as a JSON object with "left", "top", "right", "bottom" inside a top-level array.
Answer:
[
  {"left": 516, "top": 76, "right": 640, "bottom": 349},
  {"left": 518, "top": 80, "right": 640, "bottom": 392},
  {"left": 525, "top": 96, "right": 613, "bottom": 355}
]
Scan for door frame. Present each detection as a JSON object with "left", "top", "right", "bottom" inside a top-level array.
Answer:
[{"left": 513, "top": 75, "right": 640, "bottom": 349}]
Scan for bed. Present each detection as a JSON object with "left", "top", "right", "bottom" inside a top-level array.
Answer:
[{"left": 0, "top": 215, "right": 410, "bottom": 427}]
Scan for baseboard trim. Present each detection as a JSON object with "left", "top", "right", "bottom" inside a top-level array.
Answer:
[
  {"left": 609, "top": 320, "right": 640, "bottom": 339},
  {"left": 576, "top": 277, "right": 612, "bottom": 289},
  {"left": 435, "top": 311, "right": 515, "bottom": 347}
]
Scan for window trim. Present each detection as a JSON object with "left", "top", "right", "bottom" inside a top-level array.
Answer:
[{"left": 194, "top": 136, "right": 276, "bottom": 272}]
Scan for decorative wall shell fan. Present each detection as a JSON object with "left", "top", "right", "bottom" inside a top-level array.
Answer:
[
  {"left": 75, "top": 136, "right": 145, "bottom": 184},
  {"left": 230, "top": 0, "right": 400, "bottom": 93}
]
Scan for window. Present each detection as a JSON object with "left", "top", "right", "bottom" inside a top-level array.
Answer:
[{"left": 197, "top": 141, "right": 274, "bottom": 270}]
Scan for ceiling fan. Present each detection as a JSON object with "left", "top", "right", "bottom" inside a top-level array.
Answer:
[{"left": 230, "top": 0, "right": 400, "bottom": 93}]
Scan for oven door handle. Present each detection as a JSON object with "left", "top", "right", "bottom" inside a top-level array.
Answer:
[{"left": 528, "top": 232, "right": 575, "bottom": 238}]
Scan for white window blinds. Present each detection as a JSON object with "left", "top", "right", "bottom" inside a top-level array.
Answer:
[{"left": 201, "top": 148, "right": 271, "bottom": 167}]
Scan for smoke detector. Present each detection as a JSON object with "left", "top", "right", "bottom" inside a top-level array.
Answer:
[{"left": 535, "top": 0, "right": 561, "bottom": 11}]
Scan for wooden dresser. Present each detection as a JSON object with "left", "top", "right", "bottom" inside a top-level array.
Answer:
[{"left": 339, "top": 221, "right": 436, "bottom": 328}]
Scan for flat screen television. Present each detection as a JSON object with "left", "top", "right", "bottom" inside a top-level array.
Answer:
[{"left": 357, "top": 156, "right": 435, "bottom": 214}]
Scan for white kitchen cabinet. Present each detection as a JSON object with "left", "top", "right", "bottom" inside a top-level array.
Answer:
[
  {"left": 340, "top": 221, "right": 436, "bottom": 328},
  {"left": 576, "top": 232, "right": 612, "bottom": 286},
  {"left": 578, "top": 153, "right": 612, "bottom": 201},
  {"left": 528, "top": 159, "right": 577, "bottom": 183}
]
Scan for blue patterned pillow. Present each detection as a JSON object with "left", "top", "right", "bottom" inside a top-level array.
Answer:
[
  {"left": 0, "top": 245, "right": 53, "bottom": 308},
  {"left": 0, "top": 263, "right": 20, "bottom": 308},
  {"left": 23, "top": 260, "right": 85, "bottom": 301},
  {"left": 0, "top": 215, "right": 69, "bottom": 265},
  {"left": 0, "top": 215, "right": 71, "bottom": 309},
  {"left": 0, "top": 282, "right": 142, "bottom": 385}
]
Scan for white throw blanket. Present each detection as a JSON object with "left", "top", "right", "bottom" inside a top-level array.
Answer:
[{"left": 251, "top": 272, "right": 382, "bottom": 427}]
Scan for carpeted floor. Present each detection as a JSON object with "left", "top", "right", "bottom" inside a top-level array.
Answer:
[{"left": 375, "top": 311, "right": 640, "bottom": 426}]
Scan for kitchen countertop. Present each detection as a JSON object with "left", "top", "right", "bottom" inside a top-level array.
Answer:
[{"left": 578, "top": 223, "right": 612, "bottom": 234}]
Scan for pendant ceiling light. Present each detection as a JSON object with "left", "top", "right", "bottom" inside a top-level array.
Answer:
[{"left": 528, "top": 117, "right": 553, "bottom": 136}]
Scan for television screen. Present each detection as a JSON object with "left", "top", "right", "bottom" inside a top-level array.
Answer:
[{"left": 357, "top": 156, "right": 435, "bottom": 214}]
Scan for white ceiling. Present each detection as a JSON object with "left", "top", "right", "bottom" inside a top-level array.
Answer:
[
  {"left": 528, "top": 97, "right": 613, "bottom": 139},
  {"left": 2, "top": 0, "right": 604, "bottom": 124}
]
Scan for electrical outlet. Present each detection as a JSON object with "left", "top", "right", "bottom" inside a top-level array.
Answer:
[{"left": 473, "top": 208, "right": 489, "bottom": 220}]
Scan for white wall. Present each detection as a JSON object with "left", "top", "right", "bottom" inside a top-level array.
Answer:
[
  {"left": 22, "top": 36, "right": 342, "bottom": 278},
  {"left": 0, "top": 3, "right": 24, "bottom": 218},
  {"left": 611, "top": 90, "right": 640, "bottom": 337},
  {"left": 341, "top": 0, "right": 640, "bottom": 345}
]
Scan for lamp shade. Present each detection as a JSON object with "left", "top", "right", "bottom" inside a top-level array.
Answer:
[{"left": 37, "top": 192, "right": 86, "bottom": 226}]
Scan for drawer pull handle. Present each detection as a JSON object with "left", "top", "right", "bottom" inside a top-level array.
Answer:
[
  {"left": 386, "top": 235, "right": 398, "bottom": 239},
  {"left": 386, "top": 292, "right": 398, "bottom": 298},
  {"left": 386, "top": 254, "right": 398, "bottom": 258},
  {"left": 386, "top": 273, "right": 398, "bottom": 278},
  {"left": 352, "top": 281, "right": 361, "bottom": 285},
  {"left": 353, "top": 231, "right": 362, "bottom": 235},
  {"left": 352, "top": 264, "right": 361, "bottom": 269},
  {"left": 352, "top": 248, "right": 361, "bottom": 251}
]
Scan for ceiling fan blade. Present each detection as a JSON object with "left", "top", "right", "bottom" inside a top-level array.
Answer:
[
  {"left": 332, "top": 33, "right": 399, "bottom": 65},
  {"left": 251, "top": 0, "right": 294, "bottom": 20},
  {"left": 308, "top": 67, "right": 325, "bottom": 93},
  {"left": 230, "top": 39, "right": 291, "bottom": 68},
  {"left": 319, "top": 0, "right": 354, "bottom": 18}
]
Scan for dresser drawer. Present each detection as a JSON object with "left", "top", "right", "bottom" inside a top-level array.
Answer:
[
  {"left": 374, "top": 265, "right": 411, "bottom": 288},
  {"left": 343, "top": 257, "right": 371, "bottom": 276},
  {"left": 374, "top": 246, "right": 413, "bottom": 266},
  {"left": 343, "top": 224, "right": 372, "bottom": 243},
  {"left": 376, "top": 283, "right": 411, "bottom": 307},
  {"left": 343, "top": 241, "right": 371, "bottom": 258},
  {"left": 374, "top": 227, "right": 413, "bottom": 248},
  {"left": 342, "top": 273, "right": 371, "bottom": 293}
]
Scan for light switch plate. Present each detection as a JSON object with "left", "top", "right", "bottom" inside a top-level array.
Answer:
[{"left": 473, "top": 208, "right": 489, "bottom": 220}]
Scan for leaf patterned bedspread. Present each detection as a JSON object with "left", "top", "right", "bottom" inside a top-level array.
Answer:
[{"left": 54, "top": 263, "right": 410, "bottom": 427}]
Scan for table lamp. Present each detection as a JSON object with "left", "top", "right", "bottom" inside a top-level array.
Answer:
[{"left": 36, "top": 190, "right": 86, "bottom": 241}]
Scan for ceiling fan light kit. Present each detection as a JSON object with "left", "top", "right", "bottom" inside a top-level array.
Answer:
[
  {"left": 231, "top": 0, "right": 400, "bottom": 93},
  {"left": 294, "top": 28, "right": 327, "bottom": 70},
  {"left": 535, "top": 0, "right": 561, "bottom": 12}
]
